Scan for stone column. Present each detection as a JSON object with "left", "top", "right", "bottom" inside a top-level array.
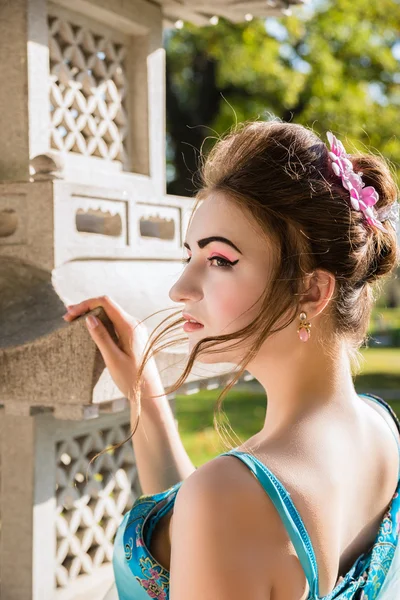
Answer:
[
  {"left": 0, "top": 410, "right": 56, "bottom": 600},
  {"left": 0, "top": 0, "right": 50, "bottom": 182}
]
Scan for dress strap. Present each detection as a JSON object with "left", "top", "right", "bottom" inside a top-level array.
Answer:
[
  {"left": 220, "top": 449, "right": 320, "bottom": 599},
  {"left": 358, "top": 393, "right": 400, "bottom": 479}
]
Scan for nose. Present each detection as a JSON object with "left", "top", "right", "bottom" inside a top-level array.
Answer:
[{"left": 169, "top": 267, "right": 203, "bottom": 305}]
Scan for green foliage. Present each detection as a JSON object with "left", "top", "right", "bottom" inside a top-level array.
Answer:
[
  {"left": 165, "top": 1, "right": 400, "bottom": 303},
  {"left": 165, "top": 0, "right": 400, "bottom": 182}
]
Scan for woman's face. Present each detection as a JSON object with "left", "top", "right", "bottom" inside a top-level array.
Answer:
[{"left": 168, "top": 192, "right": 273, "bottom": 364}]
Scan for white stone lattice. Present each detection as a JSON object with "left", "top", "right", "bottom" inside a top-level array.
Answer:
[
  {"left": 48, "top": 15, "right": 128, "bottom": 162},
  {"left": 55, "top": 422, "right": 138, "bottom": 588}
]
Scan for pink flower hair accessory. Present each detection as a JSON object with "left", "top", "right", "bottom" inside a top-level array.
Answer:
[{"left": 326, "top": 131, "right": 399, "bottom": 234}]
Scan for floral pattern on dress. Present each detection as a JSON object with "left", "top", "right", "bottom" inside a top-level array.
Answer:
[
  {"left": 136, "top": 523, "right": 145, "bottom": 547},
  {"left": 134, "top": 557, "right": 170, "bottom": 599},
  {"left": 122, "top": 480, "right": 183, "bottom": 600},
  {"left": 124, "top": 536, "right": 134, "bottom": 560}
]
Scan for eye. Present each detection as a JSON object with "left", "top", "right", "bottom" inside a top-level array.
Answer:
[{"left": 180, "top": 256, "right": 238, "bottom": 269}]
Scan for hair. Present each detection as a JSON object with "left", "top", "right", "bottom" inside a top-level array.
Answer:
[{"left": 89, "top": 118, "right": 400, "bottom": 470}]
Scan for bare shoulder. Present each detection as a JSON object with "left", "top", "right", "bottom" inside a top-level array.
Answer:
[
  {"left": 176, "top": 451, "right": 281, "bottom": 523},
  {"left": 169, "top": 454, "right": 303, "bottom": 599},
  {"left": 361, "top": 395, "right": 400, "bottom": 446},
  {"left": 174, "top": 451, "right": 307, "bottom": 548}
]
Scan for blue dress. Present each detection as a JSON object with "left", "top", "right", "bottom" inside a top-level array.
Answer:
[{"left": 112, "top": 393, "right": 400, "bottom": 599}]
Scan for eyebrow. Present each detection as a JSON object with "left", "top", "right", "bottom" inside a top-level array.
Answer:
[{"left": 183, "top": 236, "right": 243, "bottom": 255}]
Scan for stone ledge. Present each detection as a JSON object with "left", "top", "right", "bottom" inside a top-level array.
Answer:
[{"left": 0, "top": 257, "right": 118, "bottom": 417}]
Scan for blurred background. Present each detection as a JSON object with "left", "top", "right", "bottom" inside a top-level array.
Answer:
[{"left": 163, "top": 0, "right": 400, "bottom": 465}]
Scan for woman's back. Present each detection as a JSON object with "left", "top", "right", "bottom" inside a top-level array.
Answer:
[
  {"left": 111, "top": 392, "right": 400, "bottom": 600},
  {"left": 227, "top": 392, "right": 400, "bottom": 598},
  {"left": 335, "top": 395, "right": 400, "bottom": 574}
]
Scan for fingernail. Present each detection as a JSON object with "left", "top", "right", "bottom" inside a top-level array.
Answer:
[{"left": 86, "top": 315, "right": 98, "bottom": 329}]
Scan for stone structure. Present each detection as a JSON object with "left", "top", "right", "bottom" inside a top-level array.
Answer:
[{"left": 0, "top": 0, "right": 305, "bottom": 599}]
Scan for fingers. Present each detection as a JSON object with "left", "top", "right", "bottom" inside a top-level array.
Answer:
[
  {"left": 62, "top": 296, "right": 150, "bottom": 358},
  {"left": 63, "top": 295, "right": 137, "bottom": 333},
  {"left": 85, "top": 314, "right": 126, "bottom": 368}
]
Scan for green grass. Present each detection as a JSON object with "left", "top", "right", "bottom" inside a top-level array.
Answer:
[
  {"left": 176, "top": 387, "right": 268, "bottom": 466},
  {"left": 175, "top": 346, "right": 400, "bottom": 466},
  {"left": 370, "top": 307, "right": 400, "bottom": 331}
]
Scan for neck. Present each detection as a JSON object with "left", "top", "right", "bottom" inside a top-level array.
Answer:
[{"left": 246, "top": 337, "right": 360, "bottom": 440}]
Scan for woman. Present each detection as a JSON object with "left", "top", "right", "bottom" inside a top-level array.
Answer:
[{"left": 63, "top": 121, "right": 400, "bottom": 599}]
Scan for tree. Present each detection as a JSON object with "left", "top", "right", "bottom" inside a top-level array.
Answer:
[{"left": 164, "top": 0, "right": 400, "bottom": 198}]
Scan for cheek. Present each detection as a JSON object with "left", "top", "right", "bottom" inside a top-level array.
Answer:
[
  {"left": 210, "top": 277, "right": 264, "bottom": 329},
  {"left": 217, "top": 292, "right": 238, "bottom": 316},
  {"left": 209, "top": 280, "right": 239, "bottom": 317}
]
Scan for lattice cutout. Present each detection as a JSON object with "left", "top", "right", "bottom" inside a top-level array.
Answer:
[
  {"left": 48, "top": 15, "right": 128, "bottom": 162},
  {"left": 55, "top": 423, "right": 139, "bottom": 587}
]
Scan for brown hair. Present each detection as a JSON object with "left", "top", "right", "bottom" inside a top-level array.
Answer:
[{"left": 91, "top": 118, "right": 400, "bottom": 466}]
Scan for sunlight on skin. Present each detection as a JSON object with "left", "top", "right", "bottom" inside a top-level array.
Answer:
[{"left": 171, "top": 191, "right": 365, "bottom": 439}]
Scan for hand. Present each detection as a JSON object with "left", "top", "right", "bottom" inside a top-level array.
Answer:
[{"left": 62, "top": 296, "right": 165, "bottom": 402}]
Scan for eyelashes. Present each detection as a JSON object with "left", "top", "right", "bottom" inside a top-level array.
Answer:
[{"left": 181, "top": 256, "right": 239, "bottom": 269}]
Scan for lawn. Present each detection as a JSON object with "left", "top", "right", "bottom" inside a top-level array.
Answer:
[{"left": 175, "top": 346, "right": 400, "bottom": 466}]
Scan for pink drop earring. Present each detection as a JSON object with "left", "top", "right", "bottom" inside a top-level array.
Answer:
[{"left": 297, "top": 311, "right": 311, "bottom": 342}]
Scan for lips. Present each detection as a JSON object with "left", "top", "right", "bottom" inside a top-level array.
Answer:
[
  {"left": 182, "top": 312, "right": 203, "bottom": 325},
  {"left": 183, "top": 321, "right": 204, "bottom": 332}
]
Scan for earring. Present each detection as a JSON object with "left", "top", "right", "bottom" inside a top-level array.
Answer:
[{"left": 297, "top": 311, "right": 311, "bottom": 342}]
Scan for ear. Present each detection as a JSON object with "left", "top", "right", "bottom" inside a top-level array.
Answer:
[{"left": 299, "top": 269, "right": 336, "bottom": 318}]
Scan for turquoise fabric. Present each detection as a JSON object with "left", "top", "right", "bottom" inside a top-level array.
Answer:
[
  {"left": 112, "top": 393, "right": 400, "bottom": 600},
  {"left": 113, "top": 481, "right": 183, "bottom": 600}
]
